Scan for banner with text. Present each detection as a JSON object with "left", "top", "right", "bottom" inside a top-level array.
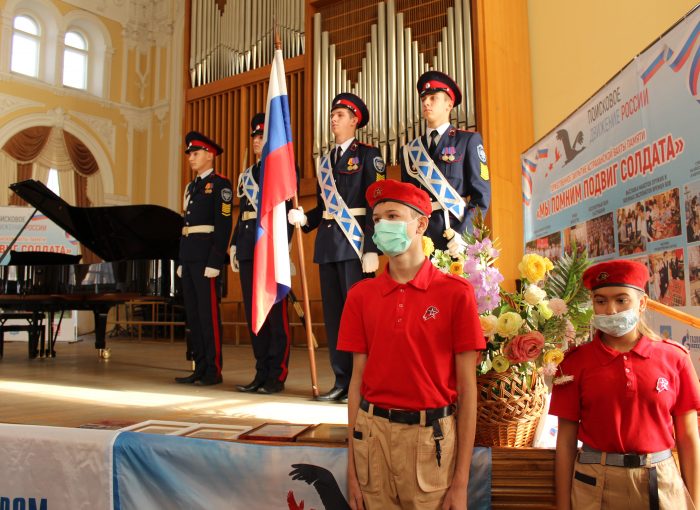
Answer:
[
  {"left": 0, "top": 206, "right": 80, "bottom": 265},
  {"left": 521, "top": 6, "right": 700, "bottom": 367}
]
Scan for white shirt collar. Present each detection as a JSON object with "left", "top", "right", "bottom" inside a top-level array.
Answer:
[
  {"left": 429, "top": 123, "right": 451, "bottom": 138},
  {"left": 197, "top": 168, "right": 214, "bottom": 180},
  {"left": 335, "top": 137, "right": 355, "bottom": 153}
]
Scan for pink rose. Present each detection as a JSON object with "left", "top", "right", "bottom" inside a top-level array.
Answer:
[
  {"left": 549, "top": 298, "right": 568, "bottom": 317},
  {"left": 504, "top": 331, "right": 545, "bottom": 363}
]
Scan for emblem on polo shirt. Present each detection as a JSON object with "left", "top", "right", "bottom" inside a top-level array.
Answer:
[
  {"left": 422, "top": 305, "right": 439, "bottom": 321},
  {"left": 656, "top": 377, "right": 669, "bottom": 392}
]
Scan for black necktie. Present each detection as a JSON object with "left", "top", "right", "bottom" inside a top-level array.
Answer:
[
  {"left": 429, "top": 130, "right": 438, "bottom": 154},
  {"left": 333, "top": 146, "right": 342, "bottom": 166}
]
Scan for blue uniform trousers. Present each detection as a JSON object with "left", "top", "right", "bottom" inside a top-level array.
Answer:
[{"left": 238, "top": 260, "right": 291, "bottom": 383}]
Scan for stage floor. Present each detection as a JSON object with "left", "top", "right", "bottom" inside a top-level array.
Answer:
[{"left": 0, "top": 337, "right": 348, "bottom": 429}]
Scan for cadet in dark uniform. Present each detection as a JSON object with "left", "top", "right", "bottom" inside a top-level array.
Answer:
[
  {"left": 230, "top": 113, "right": 292, "bottom": 395},
  {"left": 400, "top": 71, "right": 491, "bottom": 255},
  {"left": 288, "top": 93, "right": 385, "bottom": 402},
  {"left": 175, "top": 131, "right": 233, "bottom": 386}
]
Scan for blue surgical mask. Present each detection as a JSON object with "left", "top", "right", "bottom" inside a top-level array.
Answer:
[
  {"left": 591, "top": 308, "right": 639, "bottom": 337},
  {"left": 372, "top": 219, "right": 416, "bottom": 256}
]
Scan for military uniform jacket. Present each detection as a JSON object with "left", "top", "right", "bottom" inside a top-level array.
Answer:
[
  {"left": 230, "top": 162, "right": 298, "bottom": 261},
  {"left": 179, "top": 171, "right": 233, "bottom": 267},
  {"left": 400, "top": 126, "right": 491, "bottom": 237},
  {"left": 304, "top": 140, "right": 385, "bottom": 264}
]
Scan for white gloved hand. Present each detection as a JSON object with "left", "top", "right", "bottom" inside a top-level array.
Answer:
[
  {"left": 204, "top": 267, "right": 220, "bottom": 278},
  {"left": 361, "top": 252, "right": 379, "bottom": 273},
  {"left": 176, "top": 265, "right": 182, "bottom": 278},
  {"left": 445, "top": 230, "right": 467, "bottom": 257},
  {"left": 230, "top": 247, "right": 239, "bottom": 272},
  {"left": 288, "top": 207, "right": 307, "bottom": 227},
  {"left": 290, "top": 260, "right": 297, "bottom": 276}
]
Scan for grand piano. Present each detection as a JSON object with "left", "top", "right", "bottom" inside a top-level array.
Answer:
[{"left": 0, "top": 180, "right": 183, "bottom": 358}]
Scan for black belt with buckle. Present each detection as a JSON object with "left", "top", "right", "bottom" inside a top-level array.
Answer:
[{"left": 359, "top": 398, "right": 455, "bottom": 427}]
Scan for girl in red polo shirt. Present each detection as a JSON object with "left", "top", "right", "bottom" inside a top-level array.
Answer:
[{"left": 551, "top": 259, "right": 700, "bottom": 510}]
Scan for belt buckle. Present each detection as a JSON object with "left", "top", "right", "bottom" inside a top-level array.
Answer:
[{"left": 623, "top": 454, "right": 642, "bottom": 468}]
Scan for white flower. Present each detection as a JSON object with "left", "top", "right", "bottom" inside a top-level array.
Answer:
[{"left": 524, "top": 284, "right": 546, "bottom": 305}]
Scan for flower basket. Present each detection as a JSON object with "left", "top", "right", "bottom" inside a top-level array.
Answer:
[{"left": 474, "top": 370, "right": 547, "bottom": 447}]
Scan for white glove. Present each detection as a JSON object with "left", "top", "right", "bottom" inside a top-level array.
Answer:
[
  {"left": 445, "top": 231, "right": 467, "bottom": 256},
  {"left": 230, "top": 247, "right": 239, "bottom": 272},
  {"left": 290, "top": 260, "right": 297, "bottom": 276},
  {"left": 204, "top": 267, "right": 220, "bottom": 278},
  {"left": 176, "top": 265, "right": 182, "bottom": 278},
  {"left": 288, "top": 207, "right": 307, "bottom": 227},
  {"left": 361, "top": 252, "right": 379, "bottom": 273}
]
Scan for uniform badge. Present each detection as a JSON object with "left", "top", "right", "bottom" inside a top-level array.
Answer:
[
  {"left": 480, "top": 162, "right": 490, "bottom": 181},
  {"left": 204, "top": 182, "right": 213, "bottom": 194},
  {"left": 347, "top": 157, "right": 359, "bottom": 171},
  {"left": 221, "top": 188, "right": 233, "bottom": 203},
  {"left": 656, "top": 377, "right": 669, "bottom": 392},
  {"left": 441, "top": 147, "right": 456, "bottom": 162},
  {"left": 373, "top": 156, "right": 385, "bottom": 173},
  {"left": 477, "top": 144, "right": 487, "bottom": 164},
  {"left": 221, "top": 203, "right": 231, "bottom": 216},
  {"left": 422, "top": 305, "right": 439, "bottom": 321}
]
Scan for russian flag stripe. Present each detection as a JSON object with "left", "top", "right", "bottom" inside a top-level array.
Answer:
[{"left": 251, "top": 49, "right": 297, "bottom": 334}]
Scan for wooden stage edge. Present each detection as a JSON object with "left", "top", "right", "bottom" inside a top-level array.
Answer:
[{"left": 0, "top": 336, "right": 556, "bottom": 509}]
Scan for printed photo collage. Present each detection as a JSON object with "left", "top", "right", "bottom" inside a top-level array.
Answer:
[{"left": 526, "top": 180, "right": 700, "bottom": 307}]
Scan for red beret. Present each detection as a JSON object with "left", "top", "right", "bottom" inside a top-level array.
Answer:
[
  {"left": 583, "top": 260, "right": 649, "bottom": 291},
  {"left": 366, "top": 179, "right": 432, "bottom": 216}
]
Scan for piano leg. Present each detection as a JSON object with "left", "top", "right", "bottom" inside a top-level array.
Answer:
[{"left": 93, "top": 306, "right": 110, "bottom": 351}]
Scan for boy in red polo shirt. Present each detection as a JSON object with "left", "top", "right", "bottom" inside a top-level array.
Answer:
[
  {"left": 551, "top": 259, "right": 700, "bottom": 510},
  {"left": 338, "top": 179, "right": 485, "bottom": 510}
]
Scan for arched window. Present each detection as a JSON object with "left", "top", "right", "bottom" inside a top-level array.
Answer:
[
  {"left": 63, "top": 30, "right": 88, "bottom": 89},
  {"left": 11, "top": 14, "right": 40, "bottom": 77}
]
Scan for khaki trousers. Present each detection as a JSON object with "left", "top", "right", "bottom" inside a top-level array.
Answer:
[
  {"left": 571, "top": 455, "right": 695, "bottom": 510},
  {"left": 352, "top": 408, "right": 457, "bottom": 510}
]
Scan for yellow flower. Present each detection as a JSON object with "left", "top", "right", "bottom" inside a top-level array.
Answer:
[
  {"left": 543, "top": 348, "right": 565, "bottom": 366},
  {"left": 544, "top": 257, "right": 554, "bottom": 271},
  {"left": 449, "top": 261, "right": 464, "bottom": 275},
  {"left": 518, "top": 253, "right": 549, "bottom": 283},
  {"left": 492, "top": 355, "right": 510, "bottom": 373},
  {"left": 422, "top": 236, "right": 435, "bottom": 257},
  {"left": 496, "top": 311, "right": 524, "bottom": 338},
  {"left": 480, "top": 314, "right": 498, "bottom": 337}
]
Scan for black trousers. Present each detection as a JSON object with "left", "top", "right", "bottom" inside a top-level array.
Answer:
[
  {"left": 239, "top": 260, "right": 291, "bottom": 383},
  {"left": 319, "top": 259, "right": 370, "bottom": 390},
  {"left": 181, "top": 261, "right": 223, "bottom": 379}
]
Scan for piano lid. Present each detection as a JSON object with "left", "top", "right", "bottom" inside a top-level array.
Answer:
[{"left": 10, "top": 180, "right": 183, "bottom": 262}]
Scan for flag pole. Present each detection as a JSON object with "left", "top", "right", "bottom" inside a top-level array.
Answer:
[{"left": 274, "top": 26, "right": 319, "bottom": 398}]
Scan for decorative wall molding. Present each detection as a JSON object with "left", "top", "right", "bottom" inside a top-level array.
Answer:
[
  {"left": 120, "top": 106, "right": 151, "bottom": 132},
  {"left": 0, "top": 93, "right": 43, "bottom": 116},
  {"left": 69, "top": 111, "right": 116, "bottom": 160}
]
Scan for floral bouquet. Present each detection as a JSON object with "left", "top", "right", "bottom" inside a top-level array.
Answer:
[
  {"left": 428, "top": 213, "right": 592, "bottom": 380},
  {"left": 478, "top": 248, "right": 592, "bottom": 378}
]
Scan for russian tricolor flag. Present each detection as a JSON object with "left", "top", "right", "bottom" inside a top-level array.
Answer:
[{"left": 251, "top": 48, "right": 297, "bottom": 334}]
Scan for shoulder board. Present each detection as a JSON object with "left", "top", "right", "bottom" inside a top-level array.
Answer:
[
  {"left": 661, "top": 338, "right": 689, "bottom": 354},
  {"left": 355, "top": 141, "right": 377, "bottom": 149},
  {"left": 456, "top": 128, "right": 477, "bottom": 134}
]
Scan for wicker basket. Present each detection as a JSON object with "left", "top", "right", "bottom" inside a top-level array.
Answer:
[{"left": 474, "top": 370, "right": 547, "bottom": 447}]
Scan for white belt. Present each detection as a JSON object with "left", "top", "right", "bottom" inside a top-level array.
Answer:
[
  {"left": 182, "top": 225, "right": 215, "bottom": 236},
  {"left": 242, "top": 211, "right": 257, "bottom": 221},
  {"left": 322, "top": 207, "right": 366, "bottom": 220}
]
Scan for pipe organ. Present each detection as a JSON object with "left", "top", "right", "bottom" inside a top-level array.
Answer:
[
  {"left": 186, "top": 0, "right": 476, "bottom": 179},
  {"left": 189, "top": 0, "right": 305, "bottom": 87}
]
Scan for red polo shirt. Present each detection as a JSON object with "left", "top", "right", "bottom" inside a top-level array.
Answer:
[
  {"left": 337, "top": 258, "right": 485, "bottom": 411},
  {"left": 550, "top": 333, "right": 700, "bottom": 453}
]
